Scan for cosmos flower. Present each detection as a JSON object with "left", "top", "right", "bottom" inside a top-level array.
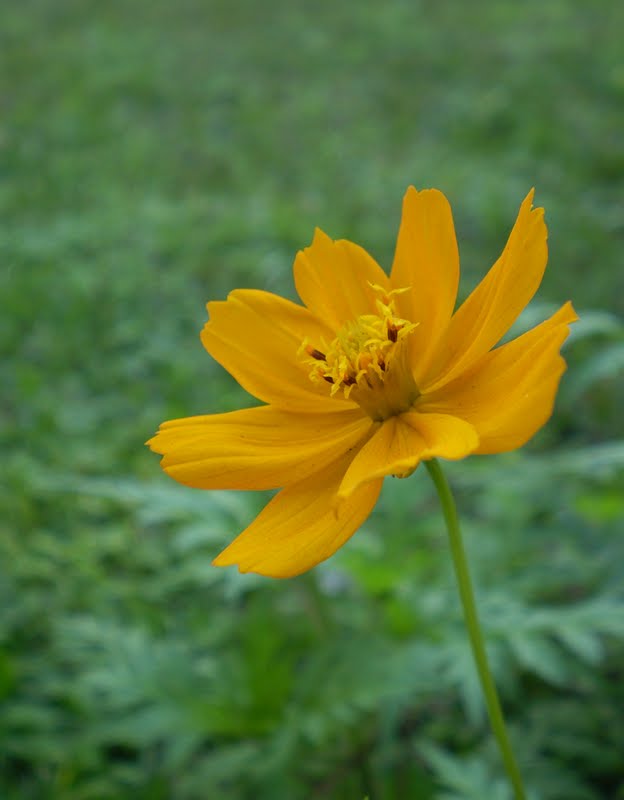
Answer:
[{"left": 148, "top": 188, "right": 577, "bottom": 577}]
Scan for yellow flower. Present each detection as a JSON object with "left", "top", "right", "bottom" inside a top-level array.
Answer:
[{"left": 148, "top": 188, "right": 577, "bottom": 578}]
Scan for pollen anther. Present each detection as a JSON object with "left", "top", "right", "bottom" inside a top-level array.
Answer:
[{"left": 305, "top": 345, "right": 327, "bottom": 361}]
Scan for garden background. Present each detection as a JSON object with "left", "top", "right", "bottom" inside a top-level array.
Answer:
[{"left": 2, "top": 1, "right": 624, "bottom": 798}]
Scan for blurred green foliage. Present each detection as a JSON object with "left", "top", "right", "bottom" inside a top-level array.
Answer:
[{"left": 2, "top": 0, "right": 624, "bottom": 798}]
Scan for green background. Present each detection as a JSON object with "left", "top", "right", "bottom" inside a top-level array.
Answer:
[{"left": 2, "top": 1, "right": 624, "bottom": 798}]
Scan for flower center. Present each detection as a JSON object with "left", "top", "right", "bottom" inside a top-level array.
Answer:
[{"left": 300, "top": 285, "right": 421, "bottom": 421}]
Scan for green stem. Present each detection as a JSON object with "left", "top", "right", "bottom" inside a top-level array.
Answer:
[{"left": 425, "top": 459, "right": 526, "bottom": 800}]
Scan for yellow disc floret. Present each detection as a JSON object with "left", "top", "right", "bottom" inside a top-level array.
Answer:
[{"left": 299, "top": 285, "right": 420, "bottom": 420}]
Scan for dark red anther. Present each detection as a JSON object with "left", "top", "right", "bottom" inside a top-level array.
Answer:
[{"left": 307, "top": 346, "right": 327, "bottom": 361}]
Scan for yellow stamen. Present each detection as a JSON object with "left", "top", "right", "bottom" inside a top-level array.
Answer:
[{"left": 300, "top": 286, "right": 421, "bottom": 420}]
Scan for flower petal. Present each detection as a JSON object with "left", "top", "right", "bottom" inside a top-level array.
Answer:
[
  {"left": 147, "top": 405, "right": 372, "bottom": 490},
  {"left": 424, "top": 189, "right": 548, "bottom": 391},
  {"left": 201, "top": 289, "right": 356, "bottom": 412},
  {"left": 390, "top": 187, "right": 460, "bottom": 383},
  {"left": 212, "top": 453, "right": 383, "bottom": 577},
  {"left": 338, "top": 411, "right": 479, "bottom": 500},
  {"left": 420, "top": 302, "right": 578, "bottom": 453},
  {"left": 293, "top": 228, "right": 391, "bottom": 331}
]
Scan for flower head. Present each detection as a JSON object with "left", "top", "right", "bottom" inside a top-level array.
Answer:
[{"left": 148, "top": 188, "right": 577, "bottom": 577}]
